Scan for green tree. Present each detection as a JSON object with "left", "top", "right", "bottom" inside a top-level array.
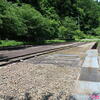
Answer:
[
  {"left": 0, "top": 2, "right": 27, "bottom": 39},
  {"left": 2, "top": 0, "right": 100, "bottom": 41},
  {"left": 58, "top": 17, "right": 78, "bottom": 40},
  {"left": 77, "top": 0, "right": 100, "bottom": 34}
]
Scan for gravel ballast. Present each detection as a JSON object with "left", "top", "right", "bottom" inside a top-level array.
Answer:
[{"left": 0, "top": 62, "right": 80, "bottom": 100}]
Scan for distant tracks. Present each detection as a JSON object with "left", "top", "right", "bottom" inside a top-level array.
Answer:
[{"left": 0, "top": 42, "right": 88, "bottom": 67}]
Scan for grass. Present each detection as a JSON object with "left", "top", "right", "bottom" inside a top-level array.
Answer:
[
  {"left": 0, "top": 40, "right": 24, "bottom": 47},
  {"left": 45, "top": 39, "right": 67, "bottom": 44},
  {"left": 0, "top": 39, "right": 67, "bottom": 47},
  {"left": 75, "top": 35, "right": 100, "bottom": 42},
  {"left": 1, "top": 38, "right": 100, "bottom": 47},
  {"left": 77, "top": 39, "right": 100, "bottom": 42}
]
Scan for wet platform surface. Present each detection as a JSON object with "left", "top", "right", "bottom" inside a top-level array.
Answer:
[
  {"left": 72, "top": 94, "right": 100, "bottom": 100},
  {"left": 80, "top": 50, "right": 100, "bottom": 82},
  {"left": 72, "top": 49, "right": 100, "bottom": 100},
  {"left": 87, "top": 50, "right": 98, "bottom": 56},
  {"left": 73, "top": 80, "right": 100, "bottom": 100},
  {"left": 79, "top": 68, "right": 100, "bottom": 82},
  {"left": 82, "top": 56, "right": 99, "bottom": 68},
  {"left": 82, "top": 50, "right": 99, "bottom": 68},
  {"left": 75, "top": 81, "right": 100, "bottom": 94}
]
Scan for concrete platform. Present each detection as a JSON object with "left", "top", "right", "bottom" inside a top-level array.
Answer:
[
  {"left": 87, "top": 50, "right": 98, "bottom": 56},
  {"left": 72, "top": 94, "right": 100, "bottom": 100},
  {"left": 74, "top": 81, "right": 100, "bottom": 95},
  {"left": 73, "top": 81, "right": 100, "bottom": 100},
  {"left": 72, "top": 49, "right": 100, "bottom": 99},
  {"left": 82, "top": 50, "right": 99, "bottom": 68},
  {"left": 79, "top": 68, "right": 100, "bottom": 82}
]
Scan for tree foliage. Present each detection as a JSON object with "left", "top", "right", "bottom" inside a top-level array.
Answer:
[{"left": 0, "top": 0, "right": 100, "bottom": 41}]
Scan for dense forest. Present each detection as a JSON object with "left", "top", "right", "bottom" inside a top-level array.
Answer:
[{"left": 0, "top": 0, "right": 100, "bottom": 43}]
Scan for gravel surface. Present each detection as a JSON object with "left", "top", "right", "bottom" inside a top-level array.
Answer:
[
  {"left": 0, "top": 42, "right": 95, "bottom": 100},
  {"left": 0, "top": 62, "right": 80, "bottom": 100}
]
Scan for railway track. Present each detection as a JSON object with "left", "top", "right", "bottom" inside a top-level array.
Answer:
[{"left": 0, "top": 42, "right": 90, "bottom": 66}]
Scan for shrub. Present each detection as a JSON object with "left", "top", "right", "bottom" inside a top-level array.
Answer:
[
  {"left": 58, "top": 26, "right": 68, "bottom": 39},
  {"left": 58, "top": 17, "right": 78, "bottom": 40},
  {"left": 74, "top": 30, "right": 85, "bottom": 40},
  {"left": 0, "top": 2, "right": 59, "bottom": 42},
  {"left": 93, "top": 27, "right": 100, "bottom": 36},
  {"left": 0, "top": 2, "right": 27, "bottom": 39}
]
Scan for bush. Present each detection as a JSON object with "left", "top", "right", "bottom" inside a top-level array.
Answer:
[
  {"left": 58, "top": 17, "right": 78, "bottom": 40},
  {"left": 93, "top": 27, "right": 100, "bottom": 36},
  {"left": 0, "top": 2, "right": 27, "bottom": 39},
  {"left": 16, "top": 4, "right": 60, "bottom": 42},
  {"left": 1, "top": 0, "right": 100, "bottom": 43},
  {"left": 18, "top": 4, "right": 48, "bottom": 41},
  {"left": 58, "top": 26, "right": 68, "bottom": 39},
  {"left": 0, "top": 2, "right": 59, "bottom": 42},
  {"left": 74, "top": 30, "right": 85, "bottom": 40}
]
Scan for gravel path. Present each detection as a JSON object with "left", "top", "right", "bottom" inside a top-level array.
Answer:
[{"left": 0, "top": 62, "right": 80, "bottom": 100}]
